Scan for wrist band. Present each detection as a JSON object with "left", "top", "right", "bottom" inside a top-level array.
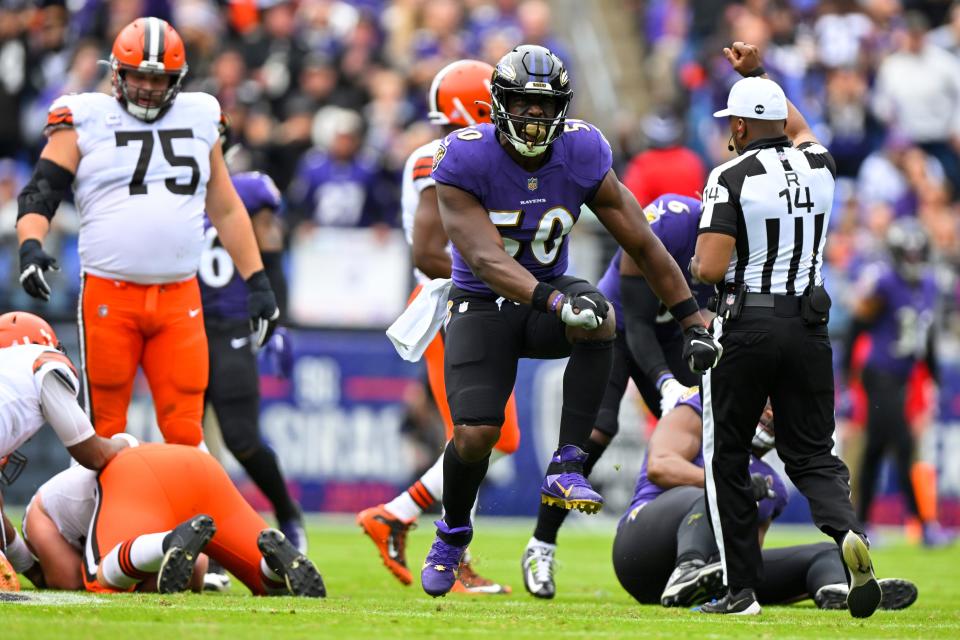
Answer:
[
  {"left": 532, "top": 282, "right": 558, "bottom": 313},
  {"left": 655, "top": 373, "right": 674, "bottom": 390},
  {"left": 549, "top": 293, "right": 566, "bottom": 313},
  {"left": 745, "top": 66, "right": 766, "bottom": 78},
  {"left": 669, "top": 296, "right": 699, "bottom": 322},
  {"left": 111, "top": 432, "right": 139, "bottom": 448}
]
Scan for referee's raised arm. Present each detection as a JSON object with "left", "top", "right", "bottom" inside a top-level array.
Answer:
[{"left": 695, "top": 42, "right": 882, "bottom": 619}]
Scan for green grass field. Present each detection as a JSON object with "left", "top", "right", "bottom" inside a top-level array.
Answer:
[{"left": 3, "top": 516, "right": 957, "bottom": 639}]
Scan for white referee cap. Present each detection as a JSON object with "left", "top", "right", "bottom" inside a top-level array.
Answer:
[{"left": 713, "top": 77, "right": 788, "bottom": 121}]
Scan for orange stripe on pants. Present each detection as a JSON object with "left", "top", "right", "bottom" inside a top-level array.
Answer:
[
  {"left": 88, "top": 444, "right": 273, "bottom": 595},
  {"left": 80, "top": 274, "right": 209, "bottom": 445},
  {"left": 409, "top": 285, "right": 521, "bottom": 454}
]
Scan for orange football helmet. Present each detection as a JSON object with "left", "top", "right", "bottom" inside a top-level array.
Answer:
[
  {"left": 428, "top": 59, "right": 494, "bottom": 127},
  {"left": 0, "top": 311, "right": 60, "bottom": 350},
  {"left": 108, "top": 17, "right": 189, "bottom": 122}
]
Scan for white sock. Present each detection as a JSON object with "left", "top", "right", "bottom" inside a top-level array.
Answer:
[
  {"left": 385, "top": 448, "right": 444, "bottom": 522},
  {"left": 3, "top": 533, "right": 36, "bottom": 572},
  {"left": 129, "top": 532, "right": 168, "bottom": 572},
  {"left": 260, "top": 558, "right": 286, "bottom": 589},
  {"left": 419, "top": 450, "right": 445, "bottom": 499},
  {"left": 528, "top": 536, "right": 556, "bottom": 550},
  {"left": 384, "top": 493, "right": 420, "bottom": 522},
  {"left": 99, "top": 532, "right": 169, "bottom": 589}
]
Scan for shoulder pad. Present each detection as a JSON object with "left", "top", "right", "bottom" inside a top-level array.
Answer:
[
  {"left": 32, "top": 349, "right": 80, "bottom": 396},
  {"left": 558, "top": 120, "right": 613, "bottom": 189},
  {"left": 45, "top": 93, "right": 93, "bottom": 136},
  {"left": 233, "top": 172, "right": 282, "bottom": 213},
  {"left": 430, "top": 124, "right": 494, "bottom": 199}
]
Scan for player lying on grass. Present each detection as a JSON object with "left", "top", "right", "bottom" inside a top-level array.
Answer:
[
  {"left": 611, "top": 390, "right": 918, "bottom": 612},
  {"left": 20, "top": 442, "right": 324, "bottom": 597}
]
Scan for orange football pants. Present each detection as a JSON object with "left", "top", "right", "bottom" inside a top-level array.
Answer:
[
  {"left": 410, "top": 286, "right": 520, "bottom": 454},
  {"left": 83, "top": 444, "right": 274, "bottom": 595},
  {"left": 79, "top": 273, "right": 209, "bottom": 445}
]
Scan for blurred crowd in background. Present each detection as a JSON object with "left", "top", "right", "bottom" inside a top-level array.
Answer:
[{"left": 1, "top": 0, "right": 960, "bottom": 488}]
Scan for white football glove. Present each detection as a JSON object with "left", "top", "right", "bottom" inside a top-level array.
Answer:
[
  {"left": 558, "top": 293, "right": 606, "bottom": 330},
  {"left": 658, "top": 377, "right": 690, "bottom": 417}
]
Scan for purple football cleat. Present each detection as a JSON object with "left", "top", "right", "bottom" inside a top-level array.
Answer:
[
  {"left": 421, "top": 520, "right": 471, "bottom": 597},
  {"left": 540, "top": 445, "right": 604, "bottom": 514}
]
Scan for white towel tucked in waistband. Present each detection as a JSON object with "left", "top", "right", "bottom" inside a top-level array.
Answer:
[{"left": 386, "top": 278, "right": 453, "bottom": 362}]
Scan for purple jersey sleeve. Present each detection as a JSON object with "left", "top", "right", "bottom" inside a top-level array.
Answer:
[
  {"left": 558, "top": 120, "right": 613, "bottom": 198},
  {"left": 430, "top": 126, "right": 493, "bottom": 202}
]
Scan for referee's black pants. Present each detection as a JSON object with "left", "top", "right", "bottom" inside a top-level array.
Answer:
[{"left": 702, "top": 307, "right": 862, "bottom": 591}]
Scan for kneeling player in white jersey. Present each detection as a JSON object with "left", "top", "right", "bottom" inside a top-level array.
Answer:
[
  {"left": 357, "top": 60, "right": 515, "bottom": 594},
  {"left": 15, "top": 17, "right": 279, "bottom": 448},
  {"left": 0, "top": 311, "right": 130, "bottom": 590}
]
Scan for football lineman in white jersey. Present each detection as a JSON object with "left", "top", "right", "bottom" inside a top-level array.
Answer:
[{"left": 14, "top": 17, "right": 278, "bottom": 448}]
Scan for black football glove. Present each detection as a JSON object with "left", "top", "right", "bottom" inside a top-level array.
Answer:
[
  {"left": 246, "top": 270, "right": 279, "bottom": 349},
  {"left": 750, "top": 472, "right": 776, "bottom": 501},
  {"left": 19, "top": 239, "right": 59, "bottom": 302},
  {"left": 682, "top": 324, "right": 723, "bottom": 374}
]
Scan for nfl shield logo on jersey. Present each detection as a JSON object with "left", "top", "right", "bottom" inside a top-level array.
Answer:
[{"left": 527, "top": 177, "right": 538, "bottom": 191}]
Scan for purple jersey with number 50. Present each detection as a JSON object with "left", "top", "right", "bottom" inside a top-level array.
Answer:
[
  {"left": 199, "top": 172, "right": 282, "bottom": 320},
  {"left": 431, "top": 121, "right": 613, "bottom": 295}
]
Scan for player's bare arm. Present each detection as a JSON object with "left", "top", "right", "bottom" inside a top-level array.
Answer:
[
  {"left": 645, "top": 404, "right": 705, "bottom": 490},
  {"left": 437, "top": 182, "right": 541, "bottom": 303},
  {"left": 67, "top": 436, "right": 127, "bottom": 471},
  {"left": 16, "top": 129, "right": 81, "bottom": 245},
  {"left": 691, "top": 234, "right": 736, "bottom": 284},
  {"left": 411, "top": 186, "right": 453, "bottom": 279},
  {"left": 15, "top": 129, "right": 82, "bottom": 300},
  {"left": 590, "top": 171, "right": 704, "bottom": 330},
  {"left": 205, "top": 141, "right": 265, "bottom": 280},
  {"left": 251, "top": 207, "right": 284, "bottom": 252}
]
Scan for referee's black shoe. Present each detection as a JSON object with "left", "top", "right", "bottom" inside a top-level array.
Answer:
[
  {"left": 700, "top": 588, "right": 761, "bottom": 615},
  {"left": 842, "top": 531, "right": 881, "bottom": 618}
]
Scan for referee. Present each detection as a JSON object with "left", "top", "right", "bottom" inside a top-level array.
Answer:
[{"left": 690, "top": 43, "right": 881, "bottom": 618}]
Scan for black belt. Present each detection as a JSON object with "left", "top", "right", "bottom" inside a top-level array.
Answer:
[{"left": 742, "top": 292, "right": 802, "bottom": 316}]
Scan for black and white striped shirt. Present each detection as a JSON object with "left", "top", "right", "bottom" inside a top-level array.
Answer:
[{"left": 699, "top": 136, "right": 837, "bottom": 295}]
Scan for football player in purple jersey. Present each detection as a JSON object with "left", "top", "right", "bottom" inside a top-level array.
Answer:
[
  {"left": 420, "top": 44, "right": 722, "bottom": 597},
  {"left": 611, "top": 391, "right": 918, "bottom": 611},
  {"left": 198, "top": 164, "right": 306, "bottom": 590},
  {"left": 850, "top": 218, "right": 952, "bottom": 547},
  {"left": 523, "top": 193, "right": 714, "bottom": 598}
]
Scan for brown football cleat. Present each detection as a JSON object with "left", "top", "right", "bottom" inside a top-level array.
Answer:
[{"left": 450, "top": 559, "right": 511, "bottom": 595}]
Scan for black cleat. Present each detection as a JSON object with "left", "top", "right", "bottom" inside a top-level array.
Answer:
[
  {"left": 258, "top": 529, "right": 326, "bottom": 598},
  {"left": 158, "top": 514, "right": 216, "bottom": 594},
  {"left": 842, "top": 531, "right": 881, "bottom": 618},
  {"left": 815, "top": 578, "right": 918, "bottom": 611},
  {"left": 878, "top": 578, "right": 918, "bottom": 610},
  {"left": 700, "top": 588, "right": 761, "bottom": 615},
  {"left": 661, "top": 560, "right": 725, "bottom": 607}
]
